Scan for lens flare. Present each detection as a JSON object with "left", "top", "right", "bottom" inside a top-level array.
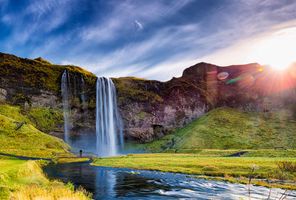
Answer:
[{"left": 248, "top": 27, "right": 296, "bottom": 70}]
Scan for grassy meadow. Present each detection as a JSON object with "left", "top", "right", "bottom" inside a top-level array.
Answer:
[{"left": 93, "top": 152, "right": 296, "bottom": 189}]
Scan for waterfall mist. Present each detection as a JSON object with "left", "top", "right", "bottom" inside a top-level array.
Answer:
[
  {"left": 96, "top": 77, "right": 124, "bottom": 157},
  {"left": 61, "top": 70, "right": 71, "bottom": 144}
]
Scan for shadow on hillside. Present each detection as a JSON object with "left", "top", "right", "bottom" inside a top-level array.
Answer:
[{"left": 0, "top": 152, "right": 51, "bottom": 161}]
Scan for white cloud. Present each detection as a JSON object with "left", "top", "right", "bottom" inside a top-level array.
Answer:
[{"left": 134, "top": 20, "right": 143, "bottom": 30}]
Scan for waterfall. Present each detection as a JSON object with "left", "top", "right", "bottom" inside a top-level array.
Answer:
[
  {"left": 96, "top": 77, "right": 124, "bottom": 157},
  {"left": 80, "top": 76, "right": 87, "bottom": 112},
  {"left": 61, "top": 70, "right": 71, "bottom": 144},
  {"left": 80, "top": 76, "right": 87, "bottom": 110}
]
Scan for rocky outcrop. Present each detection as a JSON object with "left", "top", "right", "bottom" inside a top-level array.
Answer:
[
  {"left": 0, "top": 88, "right": 7, "bottom": 101},
  {"left": 1, "top": 52, "right": 295, "bottom": 142},
  {"left": 113, "top": 76, "right": 207, "bottom": 142}
]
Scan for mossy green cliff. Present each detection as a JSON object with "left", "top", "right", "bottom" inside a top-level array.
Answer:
[
  {"left": 0, "top": 52, "right": 97, "bottom": 137},
  {"left": 0, "top": 52, "right": 96, "bottom": 94}
]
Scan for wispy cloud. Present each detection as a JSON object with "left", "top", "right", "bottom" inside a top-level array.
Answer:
[
  {"left": 61, "top": 1, "right": 296, "bottom": 80},
  {"left": 1, "top": 0, "right": 296, "bottom": 81},
  {"left": 80, "top": 0, "right": 192, "bottom": 43},
  {"left": 1, "top": 0, "right": 78, "bottom": 51},
  {"left": 61, "top": 24, "right": 202, "bottom": 76},
  {"left": 134, "top": 20, "right": 144, "bottom": 31}
]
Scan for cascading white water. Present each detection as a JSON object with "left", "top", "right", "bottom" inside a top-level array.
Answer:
[
  {"left": 61, "top": 70, "right": 71, "bottom": 144},
  {"left": 80, "top": 76, "right": 87, "bottom": 110},
  {"left": 96, "top": 77, "right": 124, "bottom": 157}
]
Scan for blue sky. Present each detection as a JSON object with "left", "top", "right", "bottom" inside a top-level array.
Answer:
[{"left": 1, "top": 0, "right": 296, "bottom": 80}]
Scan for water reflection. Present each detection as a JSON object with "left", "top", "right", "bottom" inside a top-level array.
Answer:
[
  {"left": 95, "top": 169, "right": 115, "bottom": 199},
  {"left": 44, "top": 162, "right": 296, "bottom": 200}
]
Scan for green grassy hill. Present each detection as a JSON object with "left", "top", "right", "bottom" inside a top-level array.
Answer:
[
  {"left": 0, "top": 104, "right": 70, "bottom": 158},
  {"left": 0, "top": 103, "right": 90, "bottom": 199},
  {"left": 140, "top": 107, "right": 296, "bottom": 152}
]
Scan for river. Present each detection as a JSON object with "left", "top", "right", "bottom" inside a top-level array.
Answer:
[{"left": 44, "top": 162, "right": 296, "bottom": 200}]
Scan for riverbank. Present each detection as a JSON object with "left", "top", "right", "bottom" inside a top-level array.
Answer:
[
  {"left": 0, "top": 156, "right": 91, "bottom": 199},
  {"left": 92, "top": 153, "right": 296, "bottom": 190},
  {"left": 0, "top": 103, "right": 94, "bottom": 199}
]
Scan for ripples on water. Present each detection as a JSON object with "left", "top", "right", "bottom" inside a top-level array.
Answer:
[{"left": 44, "top": 162, "right": 296, "bottom": 200}]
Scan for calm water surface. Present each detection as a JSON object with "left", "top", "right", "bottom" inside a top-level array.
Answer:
[{"left": 44, "top": 162, "right": 296, "bottom": 200}]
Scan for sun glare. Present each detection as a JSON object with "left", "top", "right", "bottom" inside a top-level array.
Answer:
[{"left": 249, "top": 27, "right": 296, "bottom": 70}]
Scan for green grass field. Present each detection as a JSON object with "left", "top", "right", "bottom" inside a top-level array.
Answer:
[
  {"left": 133, "top": 107, "right": 296, "bottom": 152},
  {"left": 93, "top": 153, "right": 296, "bottom": 189}
]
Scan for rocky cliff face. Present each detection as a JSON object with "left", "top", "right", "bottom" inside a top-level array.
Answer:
[
  {"left": 1, "top": 52, "right": 295, "bottom": 142},
  {"left": 113, "top": 76, "right": 207, "bottom": 142},
  {"left": 114, "top": 62, "right": 296, "bottom": 142}
]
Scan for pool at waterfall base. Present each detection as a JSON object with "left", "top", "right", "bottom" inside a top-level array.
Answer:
[{"left": 43, "top": 162, "right": 296, "bottom": 200}]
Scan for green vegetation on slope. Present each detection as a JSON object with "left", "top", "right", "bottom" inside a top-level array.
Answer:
[
  {"left": 0, "top": 104, "right": 70, "bottom": 158},
  {"left": 28, "top": 107, "right": 63, "bottom": 133},
  {"left": 93, "top": 153, "right": 296, "bottom": 189},
  {"left": 0, "top": 103, "right": 90, "bottom": 199},
  {"left": 0, "top": 103, "right": 63, "bottom": 133},
  {"left": 113, "top": 77, "right": 163, "bottom": 104},
  {"left": 139, "top": 107, "right": 296, "bottom": 152},
  {"left": 0, "top": 158, "right": 91, "bottom": 199},
  {"left": 0, "top": 52, "right": 96, "bottom": 93},
  {"left": 0, "top": 104, "right": 31, "bottom": 123}
]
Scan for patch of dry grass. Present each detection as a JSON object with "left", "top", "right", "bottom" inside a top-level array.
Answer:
[{"left": 11, "top": 183, "right": 91, "bottom": 200}]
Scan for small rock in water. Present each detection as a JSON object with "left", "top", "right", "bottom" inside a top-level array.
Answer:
[{"left": 130, "top": 171, "right": 140, "bottom": 175}]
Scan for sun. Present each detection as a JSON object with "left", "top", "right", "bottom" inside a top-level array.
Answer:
[{"left": 249, "top": 27, "right": 296, "bottom": 70}]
